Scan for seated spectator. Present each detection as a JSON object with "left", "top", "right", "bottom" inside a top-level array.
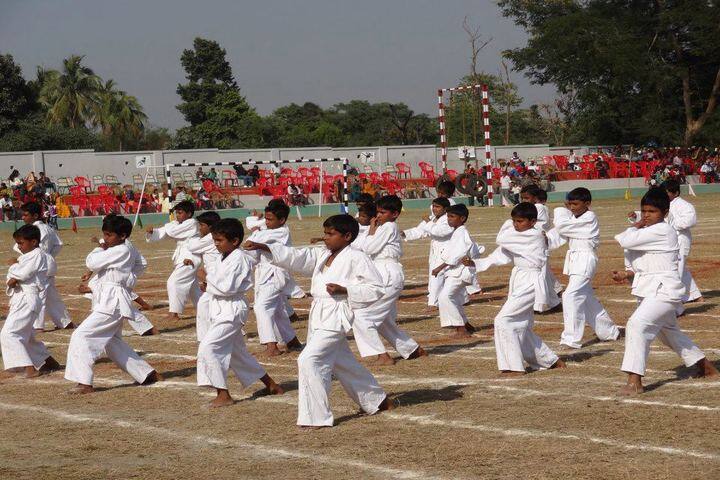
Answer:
[
  {"left": 0, "top": 193, "right": 15, "bottom": 221},
  {"left": 287, "top": 182, "right": 309, "bottom": 207},
  {"left": 249, "top": 165, "right": 260, "bottom": 185},
  {"left": 206, "top": 168, "right": 218, "bottom": 183},
  {"left": 8, "top": 169, "right": 22, "bottom": 187},
  {"left": 0, "top": 182, "right": 12, "bottom": 198},
  {"left": 197, "top": 187, "right": 213, "bottom": 210},
  {"left": 24, "top": 171, "right": 37, "bottom": 190},
  {"left": 348, "top": 179, "right": 362, "bottom": 202},
  {"left": 700, "top": 161, "right": 715, "bottom": 183},
  {"left": 195, "top": 167, "right": 205, "bottom": 180},
  {"left": 595, "top": 159, "right": 609, "bottom": 178},
  {"left": 232, "top": 164, "right": 253, "bottom": 187},
  {"left": 175, "top": 186, "right": 189, "bottom": 203},
  {"left": 38, "top": 172, "right": 56, "bottom": 193}
]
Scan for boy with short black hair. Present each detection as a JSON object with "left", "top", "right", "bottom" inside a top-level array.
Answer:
[
  {"left": 1, "top": 225, "right": 61, "bottom": 377},
  {"left": 185, "top": 211, "right": 223, "bottom": 341},
  {"left": 244, "top": 200, "right": 302, "bottom": 356},
  {"left": 472, "top": 202, "right": 565, "bottom": 375},
  {"left": 19, "top": 201, "right": 73, "bottom": 331},
  {"left": 65, "top": 215, "right": 160, "bottom": 394},
  {"left": 245, "top": 214, "right": 393, "bottom": 427},
  {"left": 551, "top": 188, "right": 621, "bottom": 349},
  {"left": 662, "top": 179, "right": 702, "bottom": 304},
  {"left": 354, "top": 202, "right": 377, "bottom": 244},
  {"left": 146, "top": 200, "right": 201, "bottom": 320},
  {"left": 196, "top": 218, "right": 284, "bottom": 408},
  {"left": 432, "top": 204, "right": 482, "bottom": 337},
  {"left": 613, "top": 188, "right": 717, "bottom": 395},
  {"left": 354, "top": 195, "right": 425, "bottom": 365}
]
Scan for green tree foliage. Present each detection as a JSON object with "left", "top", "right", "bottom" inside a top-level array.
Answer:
[
  {"left": 497, "top": 0, "right": 720, "bottom": 146},
  {"left": 95, "top": 79, "right": 147, "bottom": 150},
  {"left": 39, "top": 55, "right": 101, "bottom": 129},
  {"left": 0, "top": 54, "right": 38, "bottom": 137},
  {"left": 174, "top": 38, "right": 263, "bottom": 149}
]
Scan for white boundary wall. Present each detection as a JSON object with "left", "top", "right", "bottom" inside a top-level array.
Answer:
[{"left": 0, "top": 144, "right": 605, "bottom": 185}]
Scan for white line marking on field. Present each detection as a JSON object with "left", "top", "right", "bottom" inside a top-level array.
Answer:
[
  {"left": 0, "top": 401, "right": 450, "bottom": 480},
  {"left": 385, "top": 413, "right": 720, "bottom": 461}
]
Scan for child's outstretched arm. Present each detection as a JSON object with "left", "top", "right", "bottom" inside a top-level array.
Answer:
[{"left": 245, "top": 241, "right": 319, "bottom": 277}]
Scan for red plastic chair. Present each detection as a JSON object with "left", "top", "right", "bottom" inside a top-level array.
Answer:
[
  {"left": 74, "top": 176, "right": 92, "bottom": 193},
  {"left": 445, "top": 170, "right": 458, "bottom": 181},
  {"left": 395, "top": 162, "right": 411, "bottom": 179}
]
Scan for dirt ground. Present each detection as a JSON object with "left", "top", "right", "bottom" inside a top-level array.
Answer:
[{"left": 1, "top": 195, "right": 719, "bottom": 480}]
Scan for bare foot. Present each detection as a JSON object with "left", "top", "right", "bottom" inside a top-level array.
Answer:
[
  {"left": 450, "top": 326, "right": 471, "bottom": 338},
  {"left": 141, "top": 371, "right": 162, "bottom": 385},
  {"left": 39, "top": 356, "right": 61, "bottom": 373},
  {"left": 299, "top": 425, "right": 328, "bottom": 430},
  {"left": 285, "top": 337, "right": 304, "bottom": 352},
  {"left": 63, "top": 322, "right": 76, "bottom": 330},
  {"left": 549, "top": 359, "right": 567, "bottom": 369},
  {"left": 165, "top": 313, "right": 180, "bottom": 321},
  {"left": 141, "top": 327, "right": 159, "bottom": 337},
  {"left": 23, "top": 366, "right": 40, "bottom": 378},
  {"left": 377, "top": 396, "right": 395, "bottom": 412},
  {"left": 618, "top": 383, "right": 644, "bottom": 396},
  {"left": 499, "top": 370, "right": 525, "bottom": 377},
  {"left": 260, "top": 374, "right": 284, "bottom": 395},
  {"left": 261, "top": 343, "right": 285, "bottom": 357},
  {"left": 407, "top": 346, "right": 427, "bottom": 360},
  {"left": 209, "top": 389, "right": 235, "bottom": 408},
  {"left": 68, "top": 384, "right": 95, "bottom": 395},
  {"left": 695, "top": 358, "right": 719, "bottom": 378},
  {"left": 374, "top": 353, "right": 396, "bottom": 366}
]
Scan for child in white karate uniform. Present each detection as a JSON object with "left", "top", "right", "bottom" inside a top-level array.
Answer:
[
  {"left": 1, "top": 225, "right": 61, "bottom": 377},
  {"left": 245, "top": 214, "right": 394, "bottom": 427},
  {"left": 431, "top": 204, "right": 482, "bottom": 337},
  {"left": 196, "top": 218, "right": 283, "bottom": 408},
  {"left": 354, "top": 195, "right": 425, "bottom": 365},
  {"left": 244, "top": 201, "right": 302, "bottom": 356},
  {"left": 185, "top": 211, "right": 223, "bottom": 341},
  {"left": 80, "top": 233, "right": 158, "bottom": 337},
  {"left": 19, "top": 201, "right": 73, "bottom": 331},
  {"left": 472, "top": 203, "right": 566, "bottom": 375},
  {"left": 612, "top": 188, "right": 717, "bottom": 395},
  {"left": 65, "top": 215, "right": 160, "bottom": 394},
  {"left": 551, "top": 188, "right": 621, "bottom": 349},
  {"left": 146, "top": 200, "right": 201, "bottom": 320},
  {"left": 663, "top": 180, "right": 703, "bottom": 304},
  {"left": 520, "top": 185, "right": 562, "bottom": 310},
  {"left": 402, "top": 197, "right": 454, "bottom": 311}
]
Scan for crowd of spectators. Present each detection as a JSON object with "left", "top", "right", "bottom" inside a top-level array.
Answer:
[{"left": 1, "top": 170, "right": 59, "bottom": 222}]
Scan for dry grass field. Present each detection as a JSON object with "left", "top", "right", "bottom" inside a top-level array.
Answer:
[{"left": 1, "top": 195, "right": 719, "bottom": 480}]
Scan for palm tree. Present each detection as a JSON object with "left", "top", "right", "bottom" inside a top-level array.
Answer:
[
  {"left": 95, "top": 79, "right": 147, "bottom": 150},
  {"left": 39, "top": 55, "right": 100, "bottom": 128}
]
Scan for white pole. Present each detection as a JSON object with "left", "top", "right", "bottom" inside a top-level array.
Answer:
[
  {"left": 318, "top": 161, "right": 323, "bottom": 218},
  {"left": 133, "top": 164, "right": 151, "bottom": 227}
]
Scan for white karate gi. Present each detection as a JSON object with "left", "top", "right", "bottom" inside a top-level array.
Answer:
[
  {"left": 196, "top": 249, "right": 267, "bottom": 390},
  {"left": 267, "top": 243, "right": 387, "bottom": 427},
  {"left": 246, "top": 225, "right": 299, "bottom": 345},
  {"left": 437, "top": 225, "right": 480, "bottom": 327},
  {"left": 475, "top": 220, "right": 560, "bottom": 372},
  {"left": 186, "top": 233, "right": 223, "bottom": 341},
  {"left": 552, "top": 208, "right": 619, "bottom": 348},
  {"left": 668, "top": 196, "right": 701, "bottom": 302},
  {"left": 65, "top": 244, "right": 155, "bottom": 386},
  {"left": 146, "top": 219, "right": 201, "bottom": 314},
  {"left": 354, "top": 222, "right": 419, "bottom": 359},
  {"left": 403, "top": 214, "right": 453, "bottom": 307},
  {"left": 1, "top": 248, "right": 53, "bottom": 370},
  {"left": 615, "top": 223, "right": 705, "bottom": 376},
  {"left": 535, "top": 203, "right": 563, "bottom": 306},
  {"left": 14, "top": 221, "right": 72, "bottom": 329}
]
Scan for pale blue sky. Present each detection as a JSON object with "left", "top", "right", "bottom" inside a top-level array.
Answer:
[{"left": 1, "top": 0, "right": 556, "bottom": 130}]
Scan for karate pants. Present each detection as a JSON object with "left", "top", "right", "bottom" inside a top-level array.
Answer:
[
  {"left": 560, "top": 275, "right": 619, "bottom": 349},
  {"left": 34, "top": 277, "right": 72, "bottom": 329},
  {"left": 196, "top": 315, "right": 266, "bottom": 390},
  {"left": 621, "top": 297, "right": 705, "bottom": 376},
  {"left": 466, "top": 275, "right": 482, "bottom": 296},
  {"left": 167, "top": 264, "right": 201, "bottom": 314},
  {"left": 65, "top": 310, "right": 155, "bottom": 386},
  {"left": 438, "top": 276, "right": 470, "bottom": 327},
  {"left": 427, "top": 268, "right": 444, "bottom": 307},
  {"left": 297, "top": 327, "right": 386, "bottom": 427},
  {"left": 196, "top": 293, "right": 211, "bottom": 342},
  {"left": 679, "top": 254, "right": 702, "bottom": 302},
  {"left": 1, "top": 302, "right": 51, "bottom": 370},
  {"left": 127, "top": 307, "right": 154, "bottom": 336},
  {"left": 494, "top": 284, "right": 559, "bottom": 372},
  {"left": 353, "top": 289, "right": 419, "bottom": 359},
  {"left": 254, "top": 287, "right": 297, "bottom": 345}
]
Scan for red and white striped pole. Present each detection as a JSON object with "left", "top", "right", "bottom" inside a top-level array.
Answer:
[
  {"left": 481, "top": 84, "right": 493, "bottom": 206},
  {"left": 438, "top": 89, "right": 447, "bottom": 173}
]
